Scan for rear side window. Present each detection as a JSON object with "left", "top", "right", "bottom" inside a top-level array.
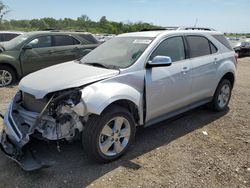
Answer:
[
  {"left": 212, "top": 35, "right": 233, "bottom": 50},
  {"left": 53, "top": 35, "right": 80, "bottom": 46},
  {"left": 150, "top": 36, "right": 186, "bottom": 62},
  {"left": 187, "top": 36, "right": 211, "bottom": 58}
]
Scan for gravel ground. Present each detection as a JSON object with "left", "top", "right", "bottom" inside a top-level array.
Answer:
[{"left": 0, "top": 58, "right": 249, "bottom": 188}]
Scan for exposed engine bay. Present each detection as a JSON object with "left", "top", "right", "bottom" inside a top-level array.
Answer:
[
  {"left": 21, "top": 89, "right": 85, "bottom": 141},
  {"left": 0, "top": 88, "right": 87, "bottom": 171}
]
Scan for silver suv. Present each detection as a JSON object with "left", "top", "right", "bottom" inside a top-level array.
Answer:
[{"left": 0, "top": 29, "right": 237, "bottom": 171}]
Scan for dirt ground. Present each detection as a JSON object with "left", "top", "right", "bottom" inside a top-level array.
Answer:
[{"left": 0, "top": 58, "right": 249, "bottom": 188}]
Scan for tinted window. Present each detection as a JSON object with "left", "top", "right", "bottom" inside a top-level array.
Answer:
[
  {"left": 78, "top": 34, "right": 98, "bottom": 44},
  {"left": 187, "top": 36, "right": 211, "bottom": 58},
  {"left": 0, "top": 33, "right": 19, "bottom": 42},
  {"left": 4, "top": 34, "right": 19, "bottom": 41},
  {"left": 150, "top": 36, "right": 186, "bottom": 62},
  {"left": 210, "top": 42, "right": 218, "bottom": 54},
  {"left": 213, "top": 34, "right": 233, "bottom": 50},
  {"left": 28, "top": 36, "right": 52, "bottom": 48},
  {"left": 53, "top": 35, "right": 80, "bottom": 46}
]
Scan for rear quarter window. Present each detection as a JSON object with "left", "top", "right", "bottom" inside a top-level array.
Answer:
[
  {"left": 212, "top": 35, "right": 233, "bottom": 51},
  {"left": 78, "top": 34, "right": 99, "bottom": 44}
]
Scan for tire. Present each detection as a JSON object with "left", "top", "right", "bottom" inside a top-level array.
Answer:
[
  {"left": 82, "top": 105, "right": 136, "bottom": 163},
  {"left": 0, "top": 65, "right": 17, "bottom": 87},
  {"left": 211, "top": 79, "right": 232, "bottom": 112}
]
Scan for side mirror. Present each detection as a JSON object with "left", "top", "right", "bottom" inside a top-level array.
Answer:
[
  {"left": 23, "top": 44, "right": 33, "bottom": 50},
  {"left": 146, "top": 56, "right": 172, "bottom": 68}
]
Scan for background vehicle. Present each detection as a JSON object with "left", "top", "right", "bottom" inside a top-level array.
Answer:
[
  {"left": 0, "top": 31, "right": 24, "bottom": 42},
  {"left": 0, "top": 31, "right": 99, "bottom": 87},
  {"left": 0, "top": 28, "right": 237, "bottom": 171},
  {"left": 228, "top": 37, "right": 250, "bottom": 57}
]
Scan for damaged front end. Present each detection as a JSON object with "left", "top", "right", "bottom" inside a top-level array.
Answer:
[{"left": 0, "top": 89, "right": 85, "bottom": 171}]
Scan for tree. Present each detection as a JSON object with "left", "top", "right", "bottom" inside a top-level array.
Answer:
[{"left": 0, "top": 1, "right": 10, "bottom": 23}]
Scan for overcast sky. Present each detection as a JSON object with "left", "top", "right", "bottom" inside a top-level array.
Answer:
[{"left": 3, "top": 0, "right": 250, "bottom": 33}]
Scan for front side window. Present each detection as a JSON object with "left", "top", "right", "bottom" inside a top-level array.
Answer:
[
  {"left": 150, "top": 36, "right": 186, "bottom": 62},
  {"left": 53, "top": 35, "right": 80, "bottom": 46},
  {"left": 187, "top": 36, "right": 211, "bottom": 58},
  {"left": 28, "top": 36, "right": 52, "bottom": 48}
]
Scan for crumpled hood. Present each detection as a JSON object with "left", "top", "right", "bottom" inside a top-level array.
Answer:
[{"left": 19, "top": 61, "right": 119, "bottom": 99}]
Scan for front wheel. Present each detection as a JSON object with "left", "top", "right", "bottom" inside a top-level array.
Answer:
[
  {"left": 0, "top": 65, "right": 16, "bottom": 87},
  {"left": 211, "top": 79, "right": 232, "bottom": 112},
  {"left": 82, "top": 105, "right": 136, "bottom": 163}
]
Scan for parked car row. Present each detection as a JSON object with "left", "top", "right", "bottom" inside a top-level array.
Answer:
[
  {"left": 227, "top": 37, "right": 250, "bottom": 57},
  {"left": 0, "top": 28, "right": 237, "bottom": 171},
  {"left": 0, "top": 31, "right": 99, "bottom": 87}
]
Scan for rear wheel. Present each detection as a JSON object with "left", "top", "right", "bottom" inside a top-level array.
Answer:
[
  {"left": 0, "top": 65, "right": 16, "bottom": 87},
  {"left": 82, "top": 105, "right": 136, "bottom": 163},
  {"left": 211, "top": 79, "right": 232, "bottom": 111}
]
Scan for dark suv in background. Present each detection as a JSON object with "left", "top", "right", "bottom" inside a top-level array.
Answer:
[{"left": 0, "top": 31, "right": 99, "bottom": 87}]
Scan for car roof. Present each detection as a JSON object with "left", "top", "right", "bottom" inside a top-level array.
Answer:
[
  {"left": 118, "top": 30, "right": 223, "bottom": 38},
  {"left": 0, "top": 31, "right": 25, "bottom": 34}
]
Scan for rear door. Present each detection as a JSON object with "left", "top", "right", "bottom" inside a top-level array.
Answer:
[
  {"left": 50, "top": 35, "right": 83, "bottom": 64},
  {"left": 185, "top": 35, "right": 220, "bottom": 102},
  {"left": 145, "top": 36, "right": 192, "bottom": 123}
]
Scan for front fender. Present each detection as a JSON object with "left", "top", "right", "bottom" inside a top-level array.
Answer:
[
  {"left": 0, "top": 52, "right": 21, "bottom": 77},
  {"left": 81, "top": 82, "right": 142, "bottom": 115}
]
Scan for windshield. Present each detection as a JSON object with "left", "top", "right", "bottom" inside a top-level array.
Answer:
[
  {"left": 3, "top": 33, "right": 30, "bottom": 49},
  {"left": 81, "top": 37, "right": 153, "bottom": 69}
]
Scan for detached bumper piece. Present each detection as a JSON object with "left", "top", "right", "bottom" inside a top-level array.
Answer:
[{"left": 0, "top": 130, "right": 52, "bottom": 171}]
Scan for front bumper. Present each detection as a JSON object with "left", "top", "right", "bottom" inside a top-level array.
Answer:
[{"left": 0, "top": 93, "right": 52, "bottom": 171}]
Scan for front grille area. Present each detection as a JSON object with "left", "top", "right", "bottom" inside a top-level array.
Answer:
[{"left": 22, "top": 92, "right": 48, "bottom": 113}]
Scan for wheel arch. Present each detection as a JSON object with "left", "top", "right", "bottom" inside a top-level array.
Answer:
[
  {"left": 220, "top": 72, "right": 235, "bottom": 87},
  {"left": 0, "top": 62, "right": 19, "bottom": 79},
  {"left": 101, "top": 99, "right": 141, "bottom": 126}
]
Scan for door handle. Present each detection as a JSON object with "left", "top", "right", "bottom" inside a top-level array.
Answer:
[
  {"left": 48, "top": 50, "right": 54, "bottom": 54},
  {"left": 181, "top": 67, "right": 190, "bottom": 74},
  {"left": 214, "top": 58, "right": 219, "bottom": 64}
]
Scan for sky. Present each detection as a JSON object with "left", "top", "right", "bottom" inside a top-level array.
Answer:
[{"left": 2, "top": 0, "right": 250, "bottom": 33}]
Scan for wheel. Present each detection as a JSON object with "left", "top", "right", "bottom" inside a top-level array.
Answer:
[
  {"left": 211, "top": 79, "right": 232, "bottom": 112},
  {"left": 0, "top": 65, "right": 16, "bottom": 87},
  {"left": 82, "top": 105, "right": 136, "bottom": 163}
]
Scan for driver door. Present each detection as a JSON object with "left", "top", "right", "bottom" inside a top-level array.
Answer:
[
  {"left": 20, "top": 35, "right": 55, "bottom": 76},
  {"left": 145, "top": 36, "right": 193, "bottom": 124}
]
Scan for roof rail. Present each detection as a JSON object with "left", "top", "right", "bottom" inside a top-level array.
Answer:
[
  {"left": 177, "top": 27, "right": 216, "bottom": 31},
  {"left": 140, "top": 26, "right": 216, "bottom": 32}
]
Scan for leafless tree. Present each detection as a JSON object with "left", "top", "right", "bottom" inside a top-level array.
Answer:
[{"left": 0, "top": 1, "right": 10, "bottom": 23}]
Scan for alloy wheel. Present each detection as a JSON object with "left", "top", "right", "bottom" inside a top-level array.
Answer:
[
  {"left": 0, "top": 69, "right": 12, "bottom": 87},
  {"left": 99, "top": 116, "right": 131, "bottom": 156}
]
